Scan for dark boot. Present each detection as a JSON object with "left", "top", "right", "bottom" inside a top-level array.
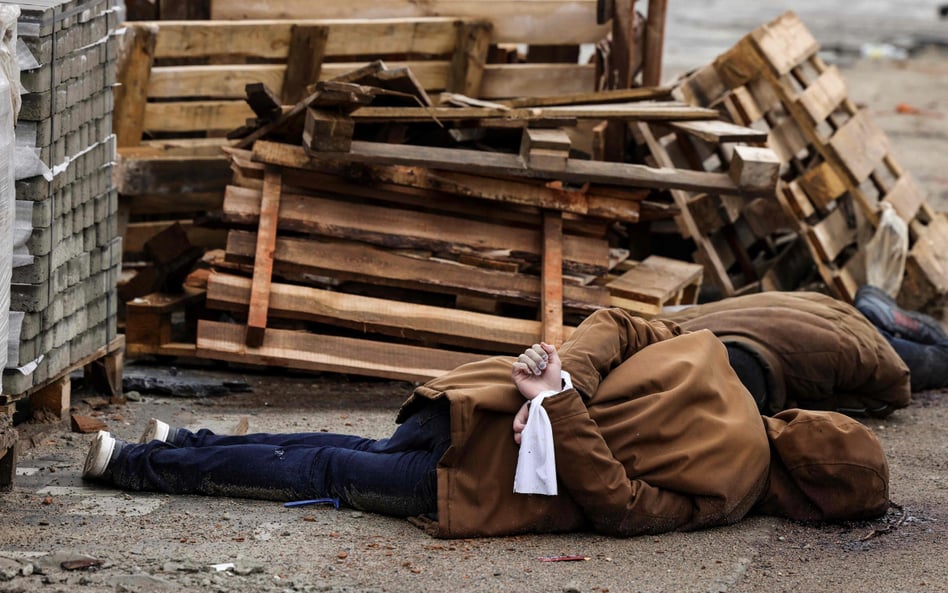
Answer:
[
  {"left": 855, "top": 284, "right": 948, "bottom": 345},
  {"left": 885, "top": 335, "right": 948, "bottom": 392}
]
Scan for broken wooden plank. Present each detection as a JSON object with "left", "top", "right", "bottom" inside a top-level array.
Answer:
[
  {"left": 669, "top": 119, "right": 768, "bottom": 143},
  {"left": 350, "top": 101, "right": 720, "bottom": 122},
  {"left": 115, "top": 151, "right": 233, "bottom": 195},
  {"left": 114, "top": 23, "right": 157, "bottom": 147},
  {"left": 146, "top": 18, "right": 468, "bottom": 60},
  {"left": 224, "top": 230, "right": 610, "bottom": 312},
  {"left": 246, "top": 166, "right": 282, "bottom": 346},
  {"left": 446, "top": 20, "right": 492, "bottom": 97},
  {"left": 196, "top": 320, "right": 484, "bottom": 382},
  {"left": 542, "top": 212, "right": 565, "bottom": 346},
  {"left": 607, "top": 255, "right": 703, "bottom": 316},
  {"left": 206, "top": 271, "right": 575, "bottom": 352},
  {"left": 499, "top": 86, "right": 673, "bottom": 108},
  {"left": 281, "top": 24, "right": 329, "bottom": 104},
  {"left": 303, "top": 108, "right": 355, "bottom": 152},
  {"left": 520, "top": 128, "right": 571, "bottom": 171},
  {"left": 727, "top": 145, "right": 780, "bottom": 193},
  {"left": 228, "top": 148, "right": 644, "bottom": 221},
  {"left": 222, "top": 185, "right": 611, "bottom": 275},
  {"left": 252, "top": 140, "right": 753, "bottom": 196},
  {"left": 208, "top": 1, "right": 608, "bottom": 46}
]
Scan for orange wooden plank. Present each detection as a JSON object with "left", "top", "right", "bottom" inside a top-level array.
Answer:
[
  {"left": 542, "top": 211, "right": 564, "bottom": 346},
  {"left": 246, "top": 165, "right": 282, "bottom": 346}
]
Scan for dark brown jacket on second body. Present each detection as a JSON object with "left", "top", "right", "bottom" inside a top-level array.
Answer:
[{"left": 664, "top": 291, "right": 911, "bottom": 417}]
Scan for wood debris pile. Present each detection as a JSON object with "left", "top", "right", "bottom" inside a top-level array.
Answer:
[{"left": 116, "top": 9, "right": 947, "bottom": 382}]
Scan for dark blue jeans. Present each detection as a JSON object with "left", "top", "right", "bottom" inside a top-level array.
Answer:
[
  {"left": 881, "top": 330, "right": 948, "bottom": 392},
  {"left": 110, "top": 399, "right": 451, "bottom": 517}
]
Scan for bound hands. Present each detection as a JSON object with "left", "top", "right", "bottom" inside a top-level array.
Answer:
[{"left": 511, "top": 343, "right": 562, "bottom": 444}]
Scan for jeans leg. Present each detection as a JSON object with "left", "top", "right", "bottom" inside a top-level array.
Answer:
[
  {"left": 882, "top": 331, "right": 948, "bottom": 392},
  {"left": 111, "top": 399, "right": 451, "bottom": 517},
  {"left": 174, "top": 428, "right": 379, "bottom": 451}
]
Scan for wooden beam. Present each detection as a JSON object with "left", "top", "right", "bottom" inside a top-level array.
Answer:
[
  {"left": 115, "top": 152, "right": 232, "bottom": 195},
  {"left": 642, "top": 0, "right": 668, "bottom": 86},
  {"left": 497, "top": 86, "right": 673, "bottom": 108},
  {"left": 281, "top": 25, "right": 329, "bottom": 104},
  {"left": 224, "top": 230, "right": 610, "bottom": 312},
  {"left": 669, "top": 120, "right": 768, "bottom": 143},
  {"left": 114, "top": 23, "right": 157, "bottom": 147},
  {"left": 145, "top": 18, "right": 468, "bottom": 60},
  {"left": 542, "top": 212, "right": 564, "bottom": 346},
  {"left": 446, "top": 20, "right": 492, "bottom": 97},
  {"left": 246, "top": 166, "right": 282, "bottom": 346},
  {"left": 196, "top": 320, "right": 484, "bottom": 382},
  {"left": 228, "top": 147, "right": 644, "bottom": 221},
  {"left": 208, "top": 1, "right": 608, "bottom": 46},
  {"left": 727, "top": 146, "right": 780, "bottom": 193},
  {"left": 222, "top": 185, "right": 611, "bottom": 275},
  {"left": 480, "top": 63, "right": 597, "bottom": 99},
  {"left": 351, "top": 101, "right": 719, "bottom": 122},
  {"left": 206, "top": 272, "right": 575, "bottom": 352},
  {"left": 147, "top": 61, "right": 451, "bottom": 99},
  {"left": 252, "top": 139, "right": 753, "bottom": 196}
]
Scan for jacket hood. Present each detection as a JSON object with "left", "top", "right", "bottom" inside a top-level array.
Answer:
[{"left": 755, "top": 409, "right": 890, "bottom": 521}]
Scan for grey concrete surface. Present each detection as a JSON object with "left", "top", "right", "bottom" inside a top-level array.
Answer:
[{"left": 2, "top": 364, "right": 947, "bottom": 593}]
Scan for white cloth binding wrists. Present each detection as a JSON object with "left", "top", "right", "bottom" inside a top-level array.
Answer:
[{"left": 513, "top": 370, "right": 572, "bottom": 496}]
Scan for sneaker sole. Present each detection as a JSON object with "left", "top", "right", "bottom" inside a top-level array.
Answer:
[
  {"left": 140, "top": 419, "right": 170, "bottom": 443},
  {"left": 83, "top": 431, "right": 116, "bottom": 479}
]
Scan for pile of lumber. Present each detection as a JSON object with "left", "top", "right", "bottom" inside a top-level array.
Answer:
[
  {"left": 124, "top": 63, "right": 782, "bottom": 381},
  {"left": 672, "top": 11, "right": 947, "bottom": 311},
  {"left": 3, "top": 0, "right": 124, "bottom": 416},
  {"left": 112, "top": 0, "right": 659, "bottom": 285}
]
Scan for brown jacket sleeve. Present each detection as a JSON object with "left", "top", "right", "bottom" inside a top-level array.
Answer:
[
  {"left": 542, "top": 390, "right": 697, "bottom": 536},
  {"left": 557, "top": 308, "right": 682, "bottom": 400}
]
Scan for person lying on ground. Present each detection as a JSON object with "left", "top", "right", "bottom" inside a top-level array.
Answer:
[
  {"left": 663, "top": 288, "right": 946, "bottom": 417},
  {"left": 83, "top": 307, "right": 891, "bottom": 539}
]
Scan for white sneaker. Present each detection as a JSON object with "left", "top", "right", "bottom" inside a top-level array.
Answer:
[
  {"left": 139, "top": 418, "right": 173, "bottom": 444},
  {"left": 83, "top": 431, "right": 118, "bottom": 480}
]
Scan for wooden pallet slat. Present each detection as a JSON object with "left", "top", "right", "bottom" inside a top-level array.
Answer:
[
  {"left": 196, "top": 320, "right": 483, "bottom": 383},
  {"left": 607, "top": 255, "right": 702, "bottom": 317},
  {"left": 826, "top": 109, "right": 890, "bottom": 186},
  {"left": 795, "top": 64, "right": 847, "bottom": 126},
  {"left": 208, "top": 0, "right": 610, "bottom": 46},
  {"left": 206, "top": 271, "right": 575, "bottom": 352},
  {"left": 748, "top": 11, "right": 819, "bottom": 76}
]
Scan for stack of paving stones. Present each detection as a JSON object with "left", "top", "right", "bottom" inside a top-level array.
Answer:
[{"left": 2, "top": 0, "right": 121, "bottom": 398}]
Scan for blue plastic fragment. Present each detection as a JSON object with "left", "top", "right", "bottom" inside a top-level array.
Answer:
[{"left": 283, "top": 497, "right": 340, "bottom": 509}]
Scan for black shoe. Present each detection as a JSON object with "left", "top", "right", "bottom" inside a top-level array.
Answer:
[{"left": 855, "top": 285, "right": 948, "bottom": 344}]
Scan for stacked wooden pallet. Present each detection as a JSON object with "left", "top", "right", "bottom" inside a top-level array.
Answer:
[
  {"left": 3, "top": 0, "right": 124, "bottom": 419},
  {"left": 121, "top": 73, "right": 783, "bottom": 381},
  {"left": 638, "top": 119, "right": 806, "bottom": 297},
  {"left": 114, "top": 16, "right": 496, "bottom": 291},
  {"left": 672, "top": 11, "right": 947, "bottom": 310},
  {"left": 112, "top": 0, "right": 656, "bottom": 281}
]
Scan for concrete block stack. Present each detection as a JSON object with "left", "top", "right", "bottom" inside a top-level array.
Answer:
[{"left": 3, "top": 0, "right": 122, "bottom": 398}]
